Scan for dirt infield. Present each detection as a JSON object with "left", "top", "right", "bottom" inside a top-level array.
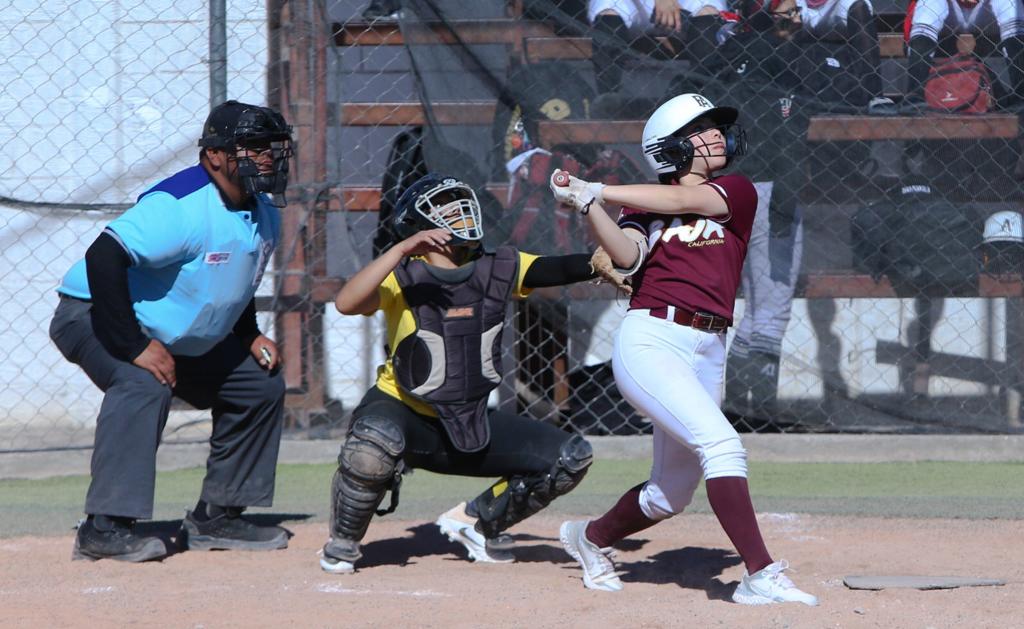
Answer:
[{"left": 1, "top": 513, "right": 1020, "bottom": 628}]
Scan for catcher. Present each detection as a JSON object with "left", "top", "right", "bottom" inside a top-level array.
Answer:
[{"left": 319, "top": 173, "right": 629, "bottom": 573}]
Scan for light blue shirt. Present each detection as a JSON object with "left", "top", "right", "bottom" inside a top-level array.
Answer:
[{"left": 59, "top": 165, "right": 280, "bottom": 356}]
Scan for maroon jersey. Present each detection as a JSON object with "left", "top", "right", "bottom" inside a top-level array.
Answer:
[{"left": 618, "top": 173, "right": 758, "bottom": 321}]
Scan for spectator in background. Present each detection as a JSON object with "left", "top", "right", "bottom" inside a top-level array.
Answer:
[
  {"left": 903, "top": 0, "right": 1024, "bottom": 112},
  {"left": 589, "top": 0, "right": 729, "bottom": 116},
  {"left": 704, "top": 0, "right": 808, "bottom": 427},
  {"left": 796, "top": 0, "right": 898, "bottom": 114}
]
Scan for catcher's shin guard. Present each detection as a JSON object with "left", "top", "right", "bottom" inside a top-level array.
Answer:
[
  {"left": 473, "top": 434, "right": 593, "bottom": 538},
  {"left": 329, "top": 415, "right": 405, "bottom": 543}
]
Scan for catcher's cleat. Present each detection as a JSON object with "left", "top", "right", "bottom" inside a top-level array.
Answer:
[
  {"left": 436, "top": 502, "right": 515, "bottom": 563},
  {"left": 732, "top": 560, "right": 819, "bottom": 606},
  {"left": 320, "top": 537, "right": 361, "bottom": 574},
  {"left": 559, "top": 520, "right": 623, "bottom": 592},
  {"left": 72, "top": 516, "right": 167, "bottom": 563},
  {"left": 180, "top": 509, "right": 288, "bottom": 551}
]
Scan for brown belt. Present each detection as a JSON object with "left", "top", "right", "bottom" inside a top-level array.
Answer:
[{"left": 646, "top": 305, "right": 730, "bottom": 333}]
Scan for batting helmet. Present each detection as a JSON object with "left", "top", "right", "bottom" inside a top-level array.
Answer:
[
  {"left": 980, "top": 211, "right": 1024, "bottom": 274},
  {"left": 393, "top": 174, "right": 484, "bottom": 243},
  {"left": 642, "top": 93, "right": 746, "bottom": 179},
  {"left": 199, "top": 100, "right": 293, "bottom": 198}
]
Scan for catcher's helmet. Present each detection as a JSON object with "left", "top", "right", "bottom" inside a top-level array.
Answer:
[
  {"left": 980, "top": 211, "right": 1024, "bottom": 273},
  {"left": 199, "top": 100, "right": 293, "bottom": 199},
  {"left": 393, "top": 174, "right": 484, "bottom": 243},
  {"left": 642, "top": 93, "right": 746, "bottom": 180}
]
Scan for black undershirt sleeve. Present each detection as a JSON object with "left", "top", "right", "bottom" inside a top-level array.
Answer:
[
  {"left": 522, "top": 253, "right": 596, "bottom": 289},
  {"left": 232, "top": 298, "right": 261, "bottom": 349},
  {"left": 85, "top": 232, "right": 150, "bottom": 362}
]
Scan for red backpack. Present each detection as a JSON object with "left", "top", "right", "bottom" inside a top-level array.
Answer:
[{"left": 924, "top": 54, "right": 993, "bottom": 114}]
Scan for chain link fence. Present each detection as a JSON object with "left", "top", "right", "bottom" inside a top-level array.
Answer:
[{"left": 4, "top": 0, "right": 1024, "bottom": 453}]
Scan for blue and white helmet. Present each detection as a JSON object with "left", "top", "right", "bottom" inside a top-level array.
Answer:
[{"left": 393, "top": 173, "right": 484, "bottom": 243}]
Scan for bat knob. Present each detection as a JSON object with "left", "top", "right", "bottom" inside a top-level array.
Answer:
[{"left": 553, "top": 172, "right": 569, "bottom": 186}]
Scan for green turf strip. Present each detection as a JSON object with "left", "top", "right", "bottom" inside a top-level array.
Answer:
[{"left": 1, "top": 460, "right": 1022, "bottom": 538}]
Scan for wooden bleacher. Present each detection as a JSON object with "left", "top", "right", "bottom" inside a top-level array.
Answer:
[
  {"left": 333, "top": 13, "right": 917, "bottom": 57},
  {"left": 325, "top": 185, "right": 1024, "bottom": 299},
  {"left": 269, "top": 4, "right": 1022, "bottom": 424},
  {"left": 326, "top": 12, "right": 1023, "bottom": 313},
  {"left": 338, "top": 102, "right": 1020, "bottom": 142}
]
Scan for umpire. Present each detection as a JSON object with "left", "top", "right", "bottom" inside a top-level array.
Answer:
[{"left": 49, "top": 100, "right": 293, "bottom": 562}]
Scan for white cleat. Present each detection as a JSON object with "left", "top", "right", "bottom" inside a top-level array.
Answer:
[
  {"left": 436, "top": 502, "right": 515, "bottom": 564},
  {"left": 732, "top": 560, "right": 819, "bottom": 606},
  {"left": 318, "top": 537, "right": 360, "bottom": 574},
  {"left": 559, "top": 520, "right": 623, "bottom": 592},
  {"left": 319, "top": 551, "right": 356, "bottom": 574}
]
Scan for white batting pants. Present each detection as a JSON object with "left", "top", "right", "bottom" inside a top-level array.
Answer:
[
  {"left": 588, "top": 0, "right": 728, "bottom": 31},
  {"left": 612, "top": 310, "right": 748, "bottom": 521},
  {"left": 909, "top": 0, "right": 1024, "bottom": 42}
]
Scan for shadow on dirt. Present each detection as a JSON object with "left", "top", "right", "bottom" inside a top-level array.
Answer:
[{"left": 616, "top": 546, "right": 741, "bottom": 600}]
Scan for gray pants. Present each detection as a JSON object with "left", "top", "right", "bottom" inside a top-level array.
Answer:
[
  {"left": 732, "top": 181, "right": 804, "bottom": 357},
  {"left": 49, "top": 296, "right": 285, "bottom": 520}
]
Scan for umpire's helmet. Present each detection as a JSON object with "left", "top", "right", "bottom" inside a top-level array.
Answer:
[
  {"left": 642, "top": 93, "right": 746, "bottom": 180},
  {"left": 199, "top": 100, "right": 293, "bottom": 198},
  {"left": 393, "top": 174, "right": 484, "bottom": 243}
]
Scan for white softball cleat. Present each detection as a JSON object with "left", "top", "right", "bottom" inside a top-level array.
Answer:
[
  {"left": 559, "top": 520, "right": 624, "bottom": 592},
  {"left": 732, "top": 560, "right": 819, "bottom": 606},
  {"left": 319, "top": 537, "right": 360, "bottom": 574},
  {"left": 436, "top": 502, "right": 515, "bottom": 563}
]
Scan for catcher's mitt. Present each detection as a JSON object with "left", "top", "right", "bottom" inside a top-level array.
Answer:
[{"left": 590, "top": 246, "right": 632, "bottom": 296}]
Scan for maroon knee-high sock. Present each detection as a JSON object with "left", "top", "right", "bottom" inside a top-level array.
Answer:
[
  {"left": 585, "top": 483, "right": 658, "bottom": 548},
  {"left": 705, "top": 476, "right": 773, "bottom": 574}
]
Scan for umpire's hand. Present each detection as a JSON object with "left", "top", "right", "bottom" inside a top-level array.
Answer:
[
  {"left": 133, "top": 339, "right": 176, "bottom": 387},
  {"left": 249, "top": 334, "right": 281, "bottom": 371}
]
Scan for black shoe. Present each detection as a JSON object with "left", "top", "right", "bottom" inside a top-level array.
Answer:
[
  {"left": 180, "top": 509, "right": 288, "bottom": 551},
  {"left": 899, "top": 96, "right": 926, "bottom": 115},
  {"left": 361, "top": 0, "right": 402, "bottom": 22},
  {"left": 72, "top": 517, "right": 167, "bottom": 562}
]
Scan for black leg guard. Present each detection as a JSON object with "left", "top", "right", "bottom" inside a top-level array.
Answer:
[
  {"left": 1001, "top": 36, "right": 1024, "bottom": 107},
  {"left": 847, "top": 0, "right": 881, "bottom": 102},
  {"left": 593, "top": 14, "right": 629, "bottom": 94},
  {"left": 328, "top": 415, "right": 405, "bottom": 550},
  {"left": 906, "top": 36, "right": 937, "bottom": 103},
  {"left": 473, "top": 434, "right": 593, "bottom": 538},
  {"left": 748, "top": 350, "right": 781, "bottom": 424}
]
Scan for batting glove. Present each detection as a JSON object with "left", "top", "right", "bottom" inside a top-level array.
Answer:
[{"left": 550, "top": 171, "right": 605, "bottom": 215}]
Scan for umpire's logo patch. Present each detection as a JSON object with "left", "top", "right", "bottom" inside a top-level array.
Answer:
[{"left": 205, "top": 251, "right": 232, "bottom": 264}]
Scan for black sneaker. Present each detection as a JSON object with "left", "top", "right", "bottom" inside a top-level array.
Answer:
[
  {"left": 72, "top": 517, "right": 167, "bottom": 562},
  {"left": 361, "top": 0, "right": 402, "bottom": 22},
  {"left": 899, "top": 95, "right": 927, "bottom": 115},
  {"left": 180, "top": 509, "right": 288, "bottom": 551}
]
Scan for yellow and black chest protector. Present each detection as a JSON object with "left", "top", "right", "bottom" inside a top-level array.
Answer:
[{"left": 392, "top": 246, "right": 519, "bottom": 452}]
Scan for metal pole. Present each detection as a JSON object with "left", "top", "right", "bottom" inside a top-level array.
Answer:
[{"left": 209, "top": 0, "right": 227, "bottom": 108}]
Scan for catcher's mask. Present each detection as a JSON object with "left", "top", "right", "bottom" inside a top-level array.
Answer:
[
  {"left": 199, "top": 100, "right": 293, "bottom": 203},
  {"left": 393, "top": 174, "right": 484, "bottom": 243},
  {"left": 643, "top": 94, "right": 746, "bottom": 181}
]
